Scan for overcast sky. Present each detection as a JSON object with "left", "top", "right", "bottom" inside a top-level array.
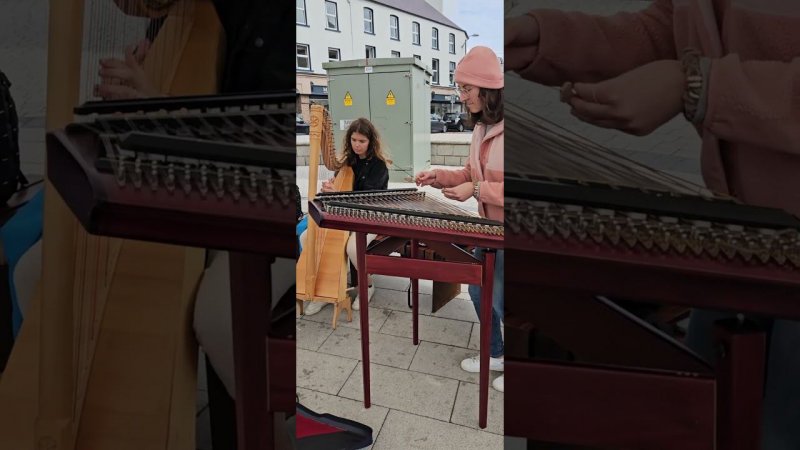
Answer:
[{"left": 442, "top": 0, "right": 504, "bottom": 59}]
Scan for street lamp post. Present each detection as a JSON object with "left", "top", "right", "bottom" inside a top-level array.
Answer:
[{"left": 461, "top": 33, "right": 479, "bottom": 55}]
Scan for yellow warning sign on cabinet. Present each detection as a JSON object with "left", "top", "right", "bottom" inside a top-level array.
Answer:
[
  {"left": 344, "top": 91, "right": 353, "bottom": 107},
  {"left": 386, "top": 90, "right": 396, "bottom": 106}
]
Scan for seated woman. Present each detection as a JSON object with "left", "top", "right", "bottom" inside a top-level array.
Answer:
[{"left": 302, "top": 117, "right": 391, "bottom": 315}]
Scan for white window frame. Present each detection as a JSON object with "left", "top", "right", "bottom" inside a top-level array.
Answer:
[
  {"left": 363, "top": 7, "right": 374, "bottom": 34},
  {"left": 366, "top": 45, "right": 376, "bottom": 59},
  {"left": 296, "top": 0, "right": 307, "bottom": 25},
  {"left": 413, "top": 54, "right": 421, "bottom": 60},
  {"left": 449, "top": 33, "right": 455, "bottom": 54},
  {"left": 432, "top": 58, "right": 439, "bottom": 84},
  {"left": 328, "top": 47, "right": 341, "bottom": 61},
  {"left": 390, "top": 15, "right": 399, "bottom": 40},
  {"left": 296, "top": 43, "right": 311, "bottom": 70},
  {"left": 391, "top": 50, "right": 401, "bottom": 57},
  {"left": 412, "top": 22, "right": 420, "bottom": 45},
  {"left": 325, "top": 1, "right": 338, "bottom": 31},
  {"left": 449, "top": 61, "right": 456, "bottom": 86},
  {"left": 432, "top": 28, "right": 439, "bottom": 50}
]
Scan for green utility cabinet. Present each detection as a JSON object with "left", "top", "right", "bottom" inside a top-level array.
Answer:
[{"left": 323, "top": 58, "right": 432, "bottom": 182}]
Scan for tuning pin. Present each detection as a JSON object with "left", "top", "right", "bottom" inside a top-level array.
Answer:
[
  {"left": 231, "top": 168, "right": 242, "bottom": 201},
  {"left": 280, "top": 175, "right": 292, "bottom": 206},
  {"left": 164, "top": 162, "right": 176, "bottom": 193},
  {"left": 260, "top": 171, "right": 274, "bottom": 202},
  {"left": 113, "top": 157, "right": 127, "bottom": 187},
  {"left": 132, "top": 157, "right": 143, "bottom": 189},
  {"left": 146, "top": 160, "right": 160, "bottom": 191},
  {"left": 244, "top": 170, "right": 258, "bottom": 203},
  {"left": 212, "top": 167, "right": 225, "bottom": 199},
  {"left": 198, "top": 164, "right": 209, "bottom": 197},
  {"left": 181, "top": 163, "right": 193, "bottom": 195}
]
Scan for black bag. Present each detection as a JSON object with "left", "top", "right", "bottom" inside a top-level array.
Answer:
[{"left": 0, "top": 70, "right": 28, "bottom": 205}]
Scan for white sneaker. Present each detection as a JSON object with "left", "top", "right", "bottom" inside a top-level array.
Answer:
[
  {"left": 492, "top": 375, "right": 504, "bottom": 393},
  {"left": 303, "top": 301, "right": 327, "bottom": 316},
  {"left": 352, "top": 285, "right": 375, "bottom": 311},
  {"left": 460, "top": 355, "right": 504, "bottom": 373}
]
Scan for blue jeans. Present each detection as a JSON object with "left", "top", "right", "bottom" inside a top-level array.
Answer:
[
  {"left": 687, "top": 310, "right": 800, "bottom": 450},
  {"left": 468, "top": 248, "right": 504, "bottom": 358}
]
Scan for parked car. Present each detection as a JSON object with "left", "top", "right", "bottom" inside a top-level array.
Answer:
[
  {"left": 430, "top": 113, "right": 447, "bottom": 133},
  {"left": 444, "top": 112, "right": 474, "bottom": 132},
  {"left": 296, "top": 113, "right": 310, "bottom": 135}
]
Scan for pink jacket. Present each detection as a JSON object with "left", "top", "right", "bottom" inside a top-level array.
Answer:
[
  {"left": 519, "top": 0, "right": 800, "bottom": 216},
  {"left": 433, "top": 121, "right": 504, "bottom": 221}
]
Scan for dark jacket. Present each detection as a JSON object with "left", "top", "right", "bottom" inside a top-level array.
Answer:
[
  {"left": 352, "top": 157, "right": 389, "bottom": 192},
  {"left": 294, "top": 184, "right": 303, "bottom": 222},
  {"left": 212, "top": 0, "right": 294, "bottom": 93}
]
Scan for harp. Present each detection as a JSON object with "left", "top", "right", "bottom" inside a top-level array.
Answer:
[
  {"left": 296, "top": 104, "right": 354, "bottom": 328},
  {"left": 0, "top": 1, "right": 228, "bottom": 449}
]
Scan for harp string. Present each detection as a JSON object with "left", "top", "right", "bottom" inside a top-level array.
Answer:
[{"left": 78, "top": 0, "right": 197, "bottom": 104}]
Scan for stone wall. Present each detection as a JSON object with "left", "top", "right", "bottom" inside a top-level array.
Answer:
[{"left": 296, "top": 133, "right": 472, "bottom": 167}]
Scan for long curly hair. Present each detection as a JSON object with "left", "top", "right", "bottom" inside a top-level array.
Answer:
[
  {"left": 337, "top": 117, "right": 393, "bottom": 167},
  {"left": 467, "top": 87, "right": 504, "bottom": 126}
]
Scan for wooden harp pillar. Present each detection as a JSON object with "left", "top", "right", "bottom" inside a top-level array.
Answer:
[
  {"left": 0, "top": 1, "right": 222, "bottom": 449},
  {"left": 296, "top": 105, "right": 354, "bottom": 328}
]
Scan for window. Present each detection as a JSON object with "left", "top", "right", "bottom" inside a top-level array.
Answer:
[
  {"left": 432, "top": 58, "right": 439, "bottom": 84},
  {"left": 449, "top": 61, "right": 455, "bottom": 86},
  {"left": 449, "top": 33, "right": 455, "bottom": 54},
  {"left": 390, "top": 15, "right": 399, "bottom": 40},
  {"left": 325, "top": 1, "right": 338, "bottom": 30},
  {"left": 366, "top": 45, "right": 376, "bottom": 59},
  {"left": 413, "top": 54, "right": 421, "bottom": 60},
  {"left": 296, "top": 44, "right": 311, "bottom": 70},
  {"left": 391, "top": 50, "right": 401, "bottom": 57},
  {"left": 412, "top": 22, "right": 420, "bottom": 45},
  {"left": 296, "top": 0, "right": 307, "bottom": 25},
  {"left": 432, "top": 28, "right": 439, "bottom": 49},
  {"left": 328, "top": 47, "right": 341, "bottom": 61},
  {"left": 363, "top": 7, "right": 373, "bottom": 34}
]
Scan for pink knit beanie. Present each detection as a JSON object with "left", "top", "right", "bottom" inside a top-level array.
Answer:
[{"left": 454, "top": 46, "right": 503, "bottom": 89}]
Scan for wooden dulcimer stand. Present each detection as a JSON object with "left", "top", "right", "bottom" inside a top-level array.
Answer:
[{"left": 310, "top": 189, "right": 504, "bottom": 428}]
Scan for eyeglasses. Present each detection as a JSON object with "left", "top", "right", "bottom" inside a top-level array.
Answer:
[{"left": 456, "top": 85, "right": 476, "bottom": 95}]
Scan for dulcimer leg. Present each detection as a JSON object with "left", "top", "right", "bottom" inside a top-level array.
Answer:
[
  {"left": 479, "top": 249, "right": 496, "bottom": 429},
  {"left": 356, "top": 232, "right": 371, "bottom": 408},
  {"left": 229, "top": 252, "right": 274, "bottom": 450}
]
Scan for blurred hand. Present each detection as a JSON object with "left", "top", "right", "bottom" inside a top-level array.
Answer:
[
  {"left": 442, "top": 182, "right": 473, "bottom": 202},
  {"left": 562, "top": 60, "right": 685, "bottom": 136},
  {"left": 321, "top": 178, "right": 337, "bottom": 193},
  {"left": 131, "top": 38, "right": 150, "bottom": 65},
  {"left": 95, "top": 40, "right": 159, "bottom": 100},
  {"left": 504, "top": 14, "right": 540, "bottom": 72},
  {"left": 414, "top": 170, "right": 437, "bottom": 186}
]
